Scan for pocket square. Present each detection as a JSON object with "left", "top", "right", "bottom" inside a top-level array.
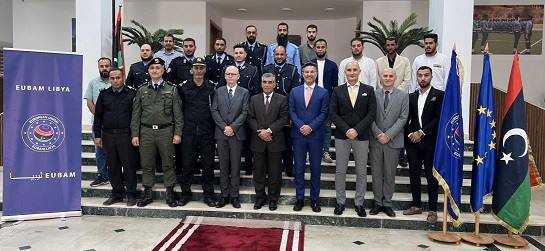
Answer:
[
  {"left": 431, "top": 97, "right": 437, "bottom": 101},
  {"left": 362, "top": 93, "right": 368, "bottom": 96}
]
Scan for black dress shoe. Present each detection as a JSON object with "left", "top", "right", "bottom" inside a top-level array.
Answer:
[
  {"left": 355, "top": 205, "right": 367, "bottom": 217},
  {"left": 269, "top": 200, "right": 278, "bottom": 211},
  {"left": 333, "top": 204, "right": 345, "bottom": 215},
  {"left": 293, "top": 200, "right": 304, "bottom": 211},
  {"left": 383, "top": 206, "right": 396, "bottom": 217},
  {"left": 369, "top": 205, "right": 381, "bottom": 215},
  {"left": 178, "top": 194, "right": 190, "bottom": 207},
  {"left": 254, "top": 199, "right": 266, "bottom": 210},
  {"left": 203, "top": 197, "right": 216, "bottom": 207},
  {"left": 399, "top": 159, "right": 408, "bottom": 167},
  {"left": 103, "top": 197, "right": 123, "bottom": 206},
  {"left": 165, "top": 187, "right": 178, "bottom": 208},
  {"left": 137, "top": 187, "right": 153, "bottom": 207},
  {"left": 285, "top": 167, "right": 294, "bottom": 178},
  {"left": 216, "top": 197, "right": 228, "bottom": 208},
  {"left": 231, "top": 197, "right": 241, "bottom": 208},
  {"left": 126, "top": 196, "right": 137, "bottom": 207},
  {"left": 245, "top": 170, "right": 253, "bottom": 175},
  {"left": 311, "top": 200, "right": 321, "bottom": 213}
]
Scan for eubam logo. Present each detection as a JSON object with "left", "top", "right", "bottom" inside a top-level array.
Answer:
[
  {"left": 445, "top": 113, "right": 462, "bottom": 159},
  {"left": 21, "top": 114, "right": 66, "bottom": 152}
]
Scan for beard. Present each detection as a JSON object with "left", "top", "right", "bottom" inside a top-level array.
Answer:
[
  {"left": 100, "top": 70, "right": 109, "bottom": 79},
  {"left": 141, "top": 55, "right": 153, "bottom": 62},
  {"left": 308, "top": 36, "right": 316, "bottom": 42},
  {"left": 247, "top": 36, "right": 256, "bottom": 44},
  {"left": 352, "top": 51, "right": 362, "bottom": 58},
  {"left": 419, "top": 81, "right": 431, "bottom": 89},
  {"left": 316, "top": 51, "right": 326, "bottom": 58},
  {"left": 276, "top": 34, "right": 288, "bottom": 47}
]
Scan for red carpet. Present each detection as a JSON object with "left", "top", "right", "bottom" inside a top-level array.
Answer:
[{"left": 153, "top": 216, "right": 304, "bottom": 251}]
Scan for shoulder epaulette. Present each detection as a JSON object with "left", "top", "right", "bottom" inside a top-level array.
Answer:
[
  {"left": 258, "top": 42, "right": 267, "bottom": 46},
  {"left": 126, "top": 85, "right": 136, "bottom": 91},
  {"left": 165, "top": 81, "right": 177, "bottom": 87},
  {"left": 100, "top": 87, "right": 111, "bottom": 93}
]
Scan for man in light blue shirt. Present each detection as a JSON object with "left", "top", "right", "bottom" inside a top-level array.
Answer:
[
  {"left": 266, "top": 22, "right": 301, "bottom": 75},
  {"left": 154, "top": 34, "right": 183, "bottom": 69}
]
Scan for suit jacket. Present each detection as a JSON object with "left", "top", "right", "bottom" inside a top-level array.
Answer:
[
  {"left": 247, "top": 93, "right": 289, "bottom": 152},
  {"left": 329, "top": 83, "right": 377, "bottom": 141},
  {"left": 288, "top": 84, "right": 329, "bottom": 140},
  {"left": 210, "top": 85, "right": 249, "bottom": 141},
  {"left": 262, "top": 63, "right": 300, "bottom": 96},
  {"left": 405, "top": 87, "right": 444, "bottom": 147},
  {"left": 370, "top": 88, "right": 409, "bottom": 148},
  {"left": 125, "top": 61, "right": 150, "bottom": 88},
  {"left": 205, "top": 53, "right": 235, "bottom": 84},
  {"left": 241, "top": 41, "right": 268, "bottom": 73},
  {"left": 311, "top": 58, "right": 339, "bottom": 96},
  {"left": 218, "top": 63, "right": 260, "bottom": 96},
  {"left": 376, "top": 54, "right": 411, "bottom": 93}
]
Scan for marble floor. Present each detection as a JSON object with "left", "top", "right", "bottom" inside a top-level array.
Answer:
[{"left": 0, "top": 214, "right": 544, "bottom": 251}]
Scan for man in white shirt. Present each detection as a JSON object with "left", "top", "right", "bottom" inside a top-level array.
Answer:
[
  {"left": 410, "top": 33, "right": 450, "bottom": 92},
  {"left": 376, "top": 37, "right": 411, "bottom": 93},
  {"left": 338, "top": 38, "right": 378, "bottom": 89}
]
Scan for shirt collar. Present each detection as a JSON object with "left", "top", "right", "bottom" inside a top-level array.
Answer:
[
  {"left": 264, "top": 92, "right": 273, "bottom": 99},
  {"left": 419, "top": 86, "right": 431, "bottom": 96},
  {"left": 274, "top": 63, "right": 285, "bottom": 69},
  {"left": 152, "top": 79, "right": 163, "bottom": 86},
  {"left": 236, "top": 62, "right": 245, "bottom": 67},
  {"left": 305, "top": 83, "right": 316, "bottom": 89},
  {"left": 227, "top": 85, "right": 237, "bottom": 93}
]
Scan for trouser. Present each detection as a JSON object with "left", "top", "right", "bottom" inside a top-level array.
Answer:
[
  {"left": 139, "top": 127, "right": 177, "bottom": 187},
  {"left": 480, "top": 32, "right": 489, "bottom": 47},
  {"left": 293, "top": 137, "right": 322, "bottom": 201},
  {"left": 322, "top": 119, "right": 332, "bottom": 153},
  {"left": 334, "top": 139, "right": 368, "bottom": 206},
  {"left": 370, "top": 144, "right": 401, "bottom": 207},
  {"left": 242, "top": 127, "right": 254, "bottom": 173},
  {"left": 93, "top": 132, "right": 108, "bottom": 180},
  {"left": 217, "top": 137, "right": 243, "bottom": 198},
  {"left": 282, "top": 126, "right": 294, "bottom": 172},
  {"left": 472, "top": 31, "right": 479, "bottom": 50},
  {"left": 253, "top": 150, "right": 283, "bottom": 202},
  {"left": 514, "top": 31, "right": 522, "bottom": 49},
  {"left": 102, "top": 131, "right": 137, "bottom": 198},
  {"left": 178, "top": 133, "right": 215, "bottom": 197},
  {"left": 525, "top": 32, "right": 533, "bottom": 49},
  {"left": 406, "top": 142, "right": 438, "bottom": 211}
]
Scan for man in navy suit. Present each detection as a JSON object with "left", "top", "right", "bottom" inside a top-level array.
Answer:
[
  {"left": 310, "top": 38, "right": 338, "bottom": 163},
  {"left": 289, "top": 62, "right": 329, "bottom": 212}
]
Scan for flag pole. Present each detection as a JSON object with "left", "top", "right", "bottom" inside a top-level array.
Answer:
[{"left": 428, "top": 192, "right": 461, "bottom": 244}]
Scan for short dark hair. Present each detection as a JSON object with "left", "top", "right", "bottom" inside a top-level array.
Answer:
[
  {"left": 350, "top": 37, "right": 363, "bottom": 45},
  {"left": 163, "top": 34, "right": 175, "bottom": 41},
  {"left": 109, "top": 68, "right": 123, "bottom": 75},
  {"left": 215, "top": 37, "right": 227, "bottom": 44},
  {"left": 386, "top": 37, "right": 397, "bottom": 43},
  {"left": 423, "top": 33, "right": 438, "bottom": 43},
  {"left": 245, "top": 25, "right": 257, "bottom": 31},
  {"left": 98, "top": 57, "right": 111, "bottom": 64},
  {"left": 183, "top": 37, "right": 196, "bottom": 44},
  {"left": 306, "top": 24, "right": 318, "bottom": 31},
  {"left": 233, "top": 44, "right": 245, "bottom": 50},
  {"left": 315, "top": 38, "right": 327, "bottom": 46},
  {"left": 417, "top": 66, "right": 432, "bottom": 74},
  {"left": 278, "top": 22, "right": 289, "bottom": 29},
  {"left": 302, "top": 62, "right": 318, "bottom": 71}
]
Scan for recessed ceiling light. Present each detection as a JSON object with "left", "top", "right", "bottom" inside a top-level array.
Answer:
[
  {"left": 281, "top": 7, "right": 293, "bottom": 11},
  {"left": 325, "top": 7, "right": 335, "bottom": 11},
  {"left": 237, "top": 8, "right": 247, "bottom": 12}
]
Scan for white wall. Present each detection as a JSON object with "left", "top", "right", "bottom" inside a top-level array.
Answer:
[
  {"left": 221, "top": 17, "right": 358, "bottom": 64},
  {"left": 0, "top": 0, "right": 13, "bottom": 45}
]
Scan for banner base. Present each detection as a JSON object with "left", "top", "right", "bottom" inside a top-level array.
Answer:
[{"left": 2, "top": 211, "right": 81, "bottom": 222}]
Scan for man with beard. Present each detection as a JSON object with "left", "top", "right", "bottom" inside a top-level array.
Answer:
[
  {"left": 265, "top": 22, "right": 302, "bottom": 75},
  {"left": 411, "top": 33, "right": 450, "bottom": 92},
  {"left": 239, "top": 25, "right": 267, "bottom": 75},
  {"left": 168, "top": 38, "right": 197, "bottom": 85},
  {"left": 310, "top": 38, "right": 338, "bottom": 163},
  {"left": 338, "top": 38, "right": 378, "bottom": 89},
  {"left": 375, "top": 38, "right": 411, "bottom": 92},
  {"left": 205, "top": 38, "right": 234, "bottom": 84},
  {"left": 262, "top": 45, "right": 300, "bottom": 177},
  {"left": 126, "top": 44, "right": 154, "bottom": 88},
  {"left": 85, "top": 57, "right": 111, "bottom": 187},
  {"left": 154, "top": 34, "right": 183, "bottom": 69},
  {"left": 299, "top": 24, "right": 318, "bottom": 65}
]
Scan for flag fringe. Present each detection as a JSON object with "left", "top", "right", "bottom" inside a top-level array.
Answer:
[
  {"left": 432, "top": 167, "right": 463, "bottom": 227},
  {"left": 470, "top": 192, "right": 493, "bottom": 214},
  {"left": 491, "top": 211, "right": 530, "bottom": 235}
]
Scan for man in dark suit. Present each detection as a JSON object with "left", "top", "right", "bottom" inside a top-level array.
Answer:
[
  {"left": 240, "top": 25, "right": 267, "bottom": 75},
  {"left": 247, "top": 73, "right": 289, "bottom": 211},
  {"left": 329, "top": 61, "right": 376, "bottom": 217},
  {"left": 205, "top": 38, "right": 235, "bottom": 84},
  {"left": 402, "top": 66, "right": 444, "bottom": 224},
  {"left": 125, "top": 43, "right": 153, "bottom": 89},
  {"left": 289, "top": 62, "right": 329, "bottom": 212},
  {"left": 211, "top": 65, "right": 250, "bottom": 209},
  {"left": 218, "top": 44, "right": 260, "bottom": 96},
  {"left": 310, "top": 38, "right": 338, "bottom": 163}
]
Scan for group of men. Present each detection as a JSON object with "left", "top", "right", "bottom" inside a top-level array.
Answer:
[
  {"left": 472, "top": 14, "right": 534, "bottom": 53},
  {"left": 87, "top": 22, "right": 451, "bottom": 223}
]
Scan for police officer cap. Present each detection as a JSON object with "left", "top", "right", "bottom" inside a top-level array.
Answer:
[
  {"left": 148, "top": 58, "right": 165, "bottom": 69},
  {"left": 192, "top": 57, "right": 206, "bottom": 66}
]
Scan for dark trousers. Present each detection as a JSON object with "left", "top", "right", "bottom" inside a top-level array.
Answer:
[
  {"left": 243, "top": 128, "right": 253, "bottom": 173},
  {"left": 293, "top": 137, "right": 322, "bottom": 201},
  {"left": 102, "top": 131, "right": 137, "bottom": 198},
  {"left": 525, "top": 32, "right": 533, "bottom": 49},
  {"left": 253, "top": 150, "right": 283, "bottom": 202},
  {"left": 514, "top": 31, "right": 522, "bottom": 49},
  {"left": 217, "top": 137, "right": 243, "bottom": 198},
  {"left": 178, "top": 133, "right": 215, "bottom": 197},
  {"left": 282, "top": 126, "right": 294, "bottom": 172},
  {"left": 406, "top": 141, "right": 438, "bottom": 211},
  {"left": 481, "top": 32, "right": 489, "bottom": 47}
]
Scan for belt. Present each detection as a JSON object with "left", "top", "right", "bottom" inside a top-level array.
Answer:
[
  {"left": 102, "top": 128, "right": 130, "bottom": 134},
  {"left": 141, "top": 123, "right": 172, "bottom": 130}
]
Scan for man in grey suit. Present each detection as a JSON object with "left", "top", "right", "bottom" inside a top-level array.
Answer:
[
  {"left": 369, "top": 68, "right": 409, "bottom": 217},
  {"left": 211, "top": 65, "right": 250, "bottom": 209}
]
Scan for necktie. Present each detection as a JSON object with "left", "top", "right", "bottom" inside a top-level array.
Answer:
[
  {"left": 265, "top": 95, "right": 270, "bottom": 113},
  {"left": 384, "top": 90, "right": 390, "bottom": 110},
  {"left": 154, "top": 83, "right": 159, "bottom": 91},
  {"left": 349, "top": 85, "right": 356, "bottom": 107},
  {"left": 228, "top": 88, "right": 233, "bottom": 103},
  {"left": 275, "top": 66, "right": 281, "bottom": 73},
  {"left": 305, "top": 86, "right": 312, "bottom": 107},
  {"left": 238, "top": 65, "right": 243, "bottom": 71},
  {"left": 249, "top": 45, "right": 254, "bottom": 52},
  {"left": 217, "top": 56, "right": 221, "bottom": 64}
]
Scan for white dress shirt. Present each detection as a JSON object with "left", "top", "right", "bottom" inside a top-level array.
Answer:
[
  {"left": 411, "top": 52, "right": 450, "bottom": 92},
  {"left": 338, "top": 56, "right": 378, "bottom": 89},
  {"left": 417, "top": 87, "right": 431, "bottom": 128},
  {"left": 317, "top": 59, "right": 325, "bottom": 88}
]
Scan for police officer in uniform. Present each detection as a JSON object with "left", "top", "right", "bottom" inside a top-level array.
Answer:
[
  {"left": 93, "top": 68, "right": 138, "bottom": 206},
  {"left": 177, "top": 57, "right": 217, "bottom": 207},
  {"left": 262, "top": 45, "right": 300, "bottom": 177},
  {"left": 167, "top": 38, "right": 197, "bottom": 85},
  {"left": 240, "top": 25, "right": 267, "bottom": 75},
  {"left": 126, "top": 43, "right": 153, "bottom": 88},
  {"left": 131, "top": 58, "right": 183, "bottom": 208},
  {"left": 205, "top": 38, "right": 235, "bottom": 84},
  {"left": 219, "top": 44, "right": 260, "bottom": 95}
]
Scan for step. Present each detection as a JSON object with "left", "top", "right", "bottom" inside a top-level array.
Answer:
[{"left": 79, "top": 197, "right": 543, "bottom": 236}]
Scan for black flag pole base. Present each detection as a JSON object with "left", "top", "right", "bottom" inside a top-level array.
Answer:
[
  {"left": 428, "top": 232, "right": 461, "bottom": 244},
  {"left": 461, "top": 233, "right": 494, "bottom": 246},
  {"left": 494, "top": 234, "right": 528, "bottom": 248}
]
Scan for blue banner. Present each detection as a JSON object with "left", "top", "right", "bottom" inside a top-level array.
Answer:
[
  {"left": 2, "top": 49, "right": 82, "bottom": 221},
  {"left": 432, "top": 50, "right": 464, "bottom": 227}
]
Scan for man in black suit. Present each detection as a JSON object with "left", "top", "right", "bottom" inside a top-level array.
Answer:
[
  {"left": 247, "top": 73, "right": 289, "bottom": 211},
  {"left": 205, "top": 38, "right": 235, "bottom": 84},
  {"left": 240, "top": 25, "right": 267, "bottom": 75},
  {"left": 402, "top": 66, "right": 444, "bottom": 224},
  {"left": 125, "top": 43, "right": 153, "bottom": 89}
]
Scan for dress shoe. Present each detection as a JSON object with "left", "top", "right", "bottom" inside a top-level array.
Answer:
[
  {"left": 383, "top": 207, "right": 396, "bottom": 217},
  {"left": 355, "top": 205, "right": 367, "bottom": 217},
  {"left": 216, "top": 197, "right": 228, "bottom": 208},
  {"left": 322, "top": 152, "right": 334, "bottom": 163},
  {"left": 231, "top": 197, "right": 241, "bottom": 208},
  {"left": 402, "top": 206, "right": 423, "bottom": 215},
  {"left": 103, "top": 196, "right": 123, "bottom": 206},
  {"left": 269, "top": 200, "right": 278, "bottom": 211},
  {"left": 203, "top": 197, "right": 216, "bottom": 207},
  {"left": 245, "top": 169, "right": 253, "bottom": 175},
  {"left": 178, "top": 194, "right": 191, "bottom": 207},
  {"left": 165, "top": 187, "right": 178, "bottom": 207},
  {"left": 285, "top": 166, "right": 294, "bottom": 177},
  {"left": 398, "top": 159, "right": 408, "bottom": 167},
  {"left": 126, "top": 195, "right": 137, "bottom": 207},
  {"left": 253, "top": 199, "right": 266, "bottom": 210},
  {"left": 427, "top": 211, "right": 438, "bottom": 223},
  {"left": 369, "top": 205, "right": 381, "bottom": 215},
  {"left": 311, "top": 200, "right": 321, "bottom": 213},
  {"left": 293, "top": 200, "right": 304, "bottom": 211},
  {"left": 137, "top": 187, "right": 153, "bottom": 207},
  {"left": 333, "top": 204, "right": 345, "bottom": 215}
]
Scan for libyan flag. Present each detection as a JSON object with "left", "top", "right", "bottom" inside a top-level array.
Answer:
[
  {"left": 112, "top": 5, "right": 125, "bottom": 74},
  {"left": 492, "top": 53, "right": 531, "bottom": 234}
]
